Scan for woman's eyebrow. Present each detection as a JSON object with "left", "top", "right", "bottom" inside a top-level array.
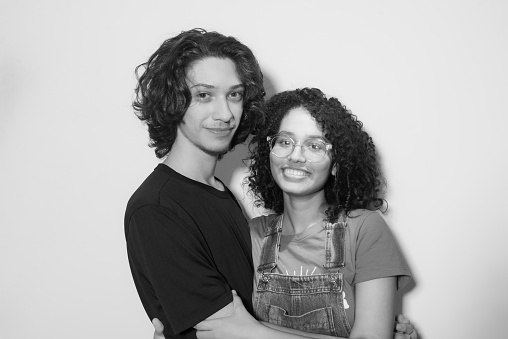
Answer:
[{"left": 277, "top": 131, "right": 325, "bottom": 140}]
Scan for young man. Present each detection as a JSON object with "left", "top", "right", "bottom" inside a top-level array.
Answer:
[
  {"left": 125, "top": 29, "right": 265, "bottom": 338},
  {"left": 125, "top": 29, "right": 417, "bottom": 339}
]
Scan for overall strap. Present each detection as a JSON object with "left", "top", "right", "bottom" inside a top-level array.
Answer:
[
  {"left": 257, "top": 215, "right": 282, "bottom": 273},
  {"left": 323, "top": 213, "right": 347, "bottom": 270}
]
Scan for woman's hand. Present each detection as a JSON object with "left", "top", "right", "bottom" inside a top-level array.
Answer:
[
  {"left": 152, "top": 318, "right": 165, "bottom": 339},
  {"left": 194, "top": 290, "right": 263, "bottom": 339}
]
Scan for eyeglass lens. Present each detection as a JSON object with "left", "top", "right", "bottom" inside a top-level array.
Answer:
[{"left": 270, "top": 136, "right": 327, "bottom": 162}]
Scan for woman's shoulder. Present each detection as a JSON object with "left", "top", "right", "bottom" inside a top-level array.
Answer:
[{"left": 347, "top": 209, "right": 389, "bottom": 235}]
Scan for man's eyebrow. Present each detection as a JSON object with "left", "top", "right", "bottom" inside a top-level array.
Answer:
[
  {"left": 189, "top": 83, "right": 215, "bottom": 89},
  {"left": 189, "top": 83, "right": 245, "bottom": 90},
  {"left": 230, "top": 84, "right": 245, "bottom": 90}
]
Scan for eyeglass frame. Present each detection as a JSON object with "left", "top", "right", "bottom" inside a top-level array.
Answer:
[{"left": 267, "top": 134, "right": 333, "bottom": 163}]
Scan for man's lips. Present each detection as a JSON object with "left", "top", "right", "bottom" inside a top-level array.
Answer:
[{"left": 206, "top": 127, "right": 235, "bottom": 135}]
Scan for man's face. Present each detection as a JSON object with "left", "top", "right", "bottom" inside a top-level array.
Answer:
[{"left": 176, "top": 57, "right": 244, "bottom": 157}]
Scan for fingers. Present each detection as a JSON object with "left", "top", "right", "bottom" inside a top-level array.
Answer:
[
  {"left": 195, "top": 320, "right": 219, "bottom": 339},
  {"left": 194, "top": 319, "right": 212, "bottom": 331},
  {"left": 152, "top": 318, "right": 164, "bottom": 331},
  {"left": 196, "top": 330, "right": 214, "bottom": 339},
  {"left": 231, "top": 290, "right": 245, "bottom": 310},
  {"left": 394, "top": 321, "right": 417, "bottom": 339},
  {"left": 152, "top": 318, "right": 165, "bottom": 339},
  {"left": 396, "top": 322, "right": 414, "bottom": 334},
  {"left": 395, "top": 313, "right": 410, "bottom": 324},
  {"left": 395, "top": 314, "right": 417, "bottom": 338}
]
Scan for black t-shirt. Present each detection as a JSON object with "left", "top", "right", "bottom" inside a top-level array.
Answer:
[{"left": 125, "top": 164, "right": 254, "bottom": 338}]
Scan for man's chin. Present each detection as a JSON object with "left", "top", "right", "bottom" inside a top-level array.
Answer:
[{"left": 202, "top": 145, "right": 231, "bottom": 157}]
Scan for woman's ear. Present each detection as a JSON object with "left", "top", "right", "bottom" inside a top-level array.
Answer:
[{"left": 331, "top": 164, "right": 337, "bottom": 176}]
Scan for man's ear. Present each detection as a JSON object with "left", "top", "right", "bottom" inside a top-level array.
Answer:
[{"left": 331, "top": 164, "right": 337, "bottom": 176}]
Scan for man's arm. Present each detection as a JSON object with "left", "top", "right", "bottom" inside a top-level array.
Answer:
[
  {"left": 192, "top": 287, "right": 416, "bottom": 339},
  {"left": 127, "top": 205, "right": 234, "bottom": 337},
  {"left": 152, "top": 302, "right": 234, "bottom": 339},
  {"left": 154, "top": 298, "right": 417, "bottom": 339},
  {"left": 394, "top": 315, "right": 417, "bottom": 339}
]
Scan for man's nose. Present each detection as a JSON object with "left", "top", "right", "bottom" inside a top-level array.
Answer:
[{"left": 212, "top": 97, "right": 234, "bottom": 122}]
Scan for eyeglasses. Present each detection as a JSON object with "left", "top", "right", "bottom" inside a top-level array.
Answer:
[{"left": 267, "top": 134, "right": 332, "bottom": 163}]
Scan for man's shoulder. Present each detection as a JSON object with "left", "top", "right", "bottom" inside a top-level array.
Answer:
[
  {"left": 124, "top": 166, "right": 197, "bottom": 240},
  {"left": 249, "top": 213, "right": 278, "bottom": 238},
  {"left": 128, "top": 167, "right": 166, "bottom": 204},
  {"left": 125, "top": 165, "right": 185, "bottom": 218}
]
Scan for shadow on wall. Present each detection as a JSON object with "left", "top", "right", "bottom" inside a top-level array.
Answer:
[
  {"left": 216, "top": 71, "right": 278, "bottom": 220},
  {"left": 216, "top": 71, "right": 278, "bottom": 187},
  {"left": 375, "top": 147, "right": 417, "bottom": 325}
]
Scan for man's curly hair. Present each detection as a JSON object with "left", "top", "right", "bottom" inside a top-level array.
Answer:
[
  {"left": 133, "top": 28, "right": 265, "bottom": 158},
  {"left": 247, "top": 88, "right": 385, "bottom": 221}
]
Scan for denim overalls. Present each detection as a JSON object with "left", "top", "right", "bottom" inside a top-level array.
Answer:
[{"left": 253, "top": 214, "right": 351, "bottom": 337}]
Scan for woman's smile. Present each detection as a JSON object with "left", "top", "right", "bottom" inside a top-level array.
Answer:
[{"left": 282, "top": 167, "right": 310, "bottom": 178}]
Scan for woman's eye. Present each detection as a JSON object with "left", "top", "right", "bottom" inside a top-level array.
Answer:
[
  {"left": 229, "top": 91, "right": 244, "bottom": 101},
  {"left": 306, "top": 140, "right": 325, "bottom": 151},
  {"left": 278, "top": 139, "right": 292, "bottom": 146}
]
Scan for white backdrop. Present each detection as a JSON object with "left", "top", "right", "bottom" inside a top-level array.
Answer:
[{"left": 1, "top": 1, "right": 507, "bottom": 338}]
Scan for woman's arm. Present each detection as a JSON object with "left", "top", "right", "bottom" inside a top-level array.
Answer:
[
  {"left": 195, "top": 276, "right": 396, "bottom": 339},
  {"left": 263, "top": 276, "right": 400, "bottom": 339},
  {"left": 194, "top": 291, "right": 341, "bottom": 339},
  {"left": 349, "top": 277, "right": 397, "bottom": 339},
  {"left": 155, "top": 285, "right": 412, "bottom": 339}
]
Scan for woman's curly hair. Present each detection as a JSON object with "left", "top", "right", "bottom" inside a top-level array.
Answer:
[
  {"left": 247, "top": 88, "right": 385, "bottom": 221},
  {"left": 133, "top": 28, "right": 266, "bottom": 158}
]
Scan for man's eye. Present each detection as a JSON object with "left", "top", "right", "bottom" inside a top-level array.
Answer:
[{"left": 197, "top": 93, "right": 210, "bottom": 99}]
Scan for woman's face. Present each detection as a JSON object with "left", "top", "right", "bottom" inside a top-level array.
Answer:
[{"left": 269, "top": 107, "right": 334, "bottom": 199}]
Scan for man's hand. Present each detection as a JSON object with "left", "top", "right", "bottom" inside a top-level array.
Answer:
[
  {"left": 394, "top": 314, "right": 417, "bottom": 339},
  {"left": 152, "top": 318, "right": 165, "bottom": 339}
]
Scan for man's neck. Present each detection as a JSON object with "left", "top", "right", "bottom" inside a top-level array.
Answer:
[{"left": 162, "top": 141, "right": 223, "bottom": 190}]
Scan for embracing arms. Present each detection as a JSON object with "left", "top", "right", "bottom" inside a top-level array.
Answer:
[
  {"left": 152, "top": 284, "right": 417, "bottom": 339},
  {"left": 193, "top": 277, "right": 397, "bottom": 339}
]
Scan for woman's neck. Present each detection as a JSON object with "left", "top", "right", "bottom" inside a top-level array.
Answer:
[{"left": 281, "top": 193, "right": 328, "bottom": 235}]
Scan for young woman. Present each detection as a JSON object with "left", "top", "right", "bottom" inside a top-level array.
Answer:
[{"left": 194, "top": 88, "right": 413, "bottom": 339}]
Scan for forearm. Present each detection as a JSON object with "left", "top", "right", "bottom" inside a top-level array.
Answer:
[{"left": 260, "top": 321, "right": 345, "bottom": 339}]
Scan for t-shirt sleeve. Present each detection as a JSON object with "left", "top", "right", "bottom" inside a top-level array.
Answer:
[
  {"left": 352, "top": 211, "right": 412, "bottom": 290},
  {"left": 126, "top": 204, "right": 232, "bottom": 337}
]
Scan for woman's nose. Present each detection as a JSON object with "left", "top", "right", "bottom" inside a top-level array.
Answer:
[{"left": 287, "top": 143, "right": 306, "bottom": 162}]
